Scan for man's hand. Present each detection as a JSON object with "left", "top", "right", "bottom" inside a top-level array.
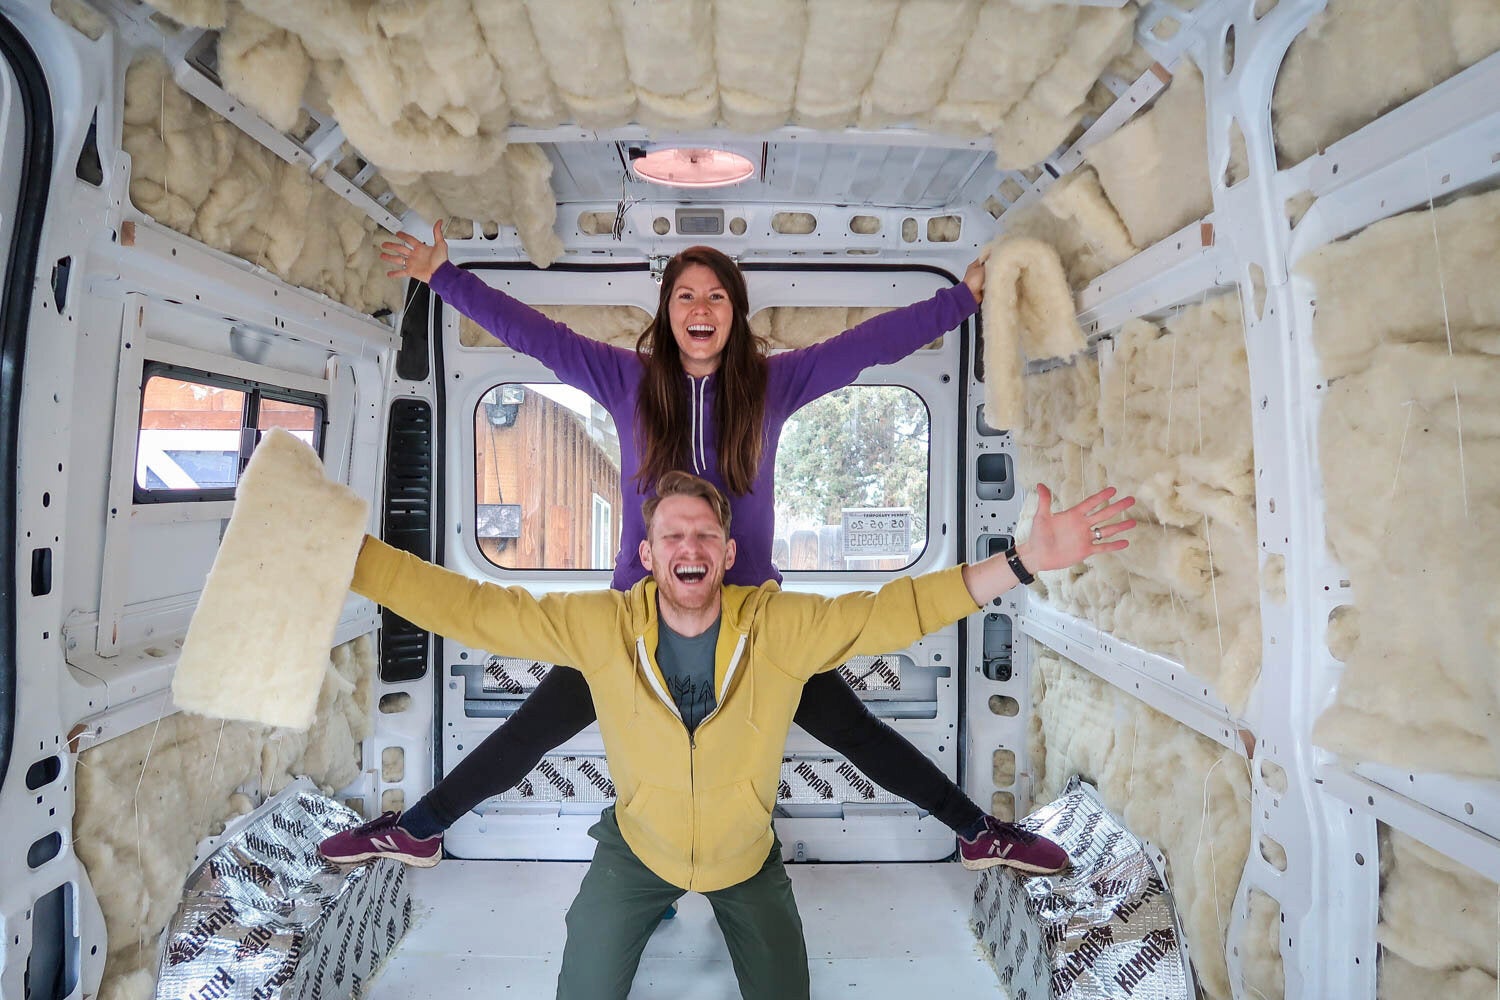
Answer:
[
  {"left": 961, "top": 484, "right": 1135, "bottom": 605},
  {"left": 380, "top": 220, "right": 449, "bottom": 282},
  {"left": 1017, "top": 484, "right": 1134, "bottom": 573}
]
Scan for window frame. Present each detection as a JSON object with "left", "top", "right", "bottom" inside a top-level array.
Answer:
[
  {"left": 772, "top": 381, "right": 934, "bottom": 576},
  {"left": 452, "top": 261, "right": 959, "bottom": 585},
  {"left": 132, "top": 361, "right": 327, "bottom": 504}
]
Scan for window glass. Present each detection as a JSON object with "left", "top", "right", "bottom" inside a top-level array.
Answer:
[
  {"left": 136, "top": 376, "right": 245, "bottom": 491},
  {"left": 475, "top": 383, "right": 623, "bottom": 570},
  {"left": 774, "top": 385, "right": 929, "bottom": 572},
  {"left": 256, "top": 396, "right": 319, "bottom": 446},
  {"left": 134, "top": 368, "right": 324, "bottom": 499}
]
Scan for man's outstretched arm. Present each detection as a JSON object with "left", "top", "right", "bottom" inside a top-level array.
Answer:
[
  {"left": 351, "top": 535, "right": 618, "bottom": 673},
  {"left": 762, "top": 485, "right": 1136, "bottom": 677}
]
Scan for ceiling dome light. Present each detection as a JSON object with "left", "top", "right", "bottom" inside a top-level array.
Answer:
[{"left": 630, "top": 147, "right": 755, "bottom": 188}]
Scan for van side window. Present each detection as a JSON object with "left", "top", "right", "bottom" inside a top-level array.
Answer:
[
  {"left": 775, "top": 385, "right": 930, "bottom": 573},
  {"left": 134, "top": 364, "right": 325, "bottom": 502}
]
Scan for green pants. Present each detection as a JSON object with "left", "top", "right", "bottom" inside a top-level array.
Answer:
[{"left": 556, "top": 807, "right": 809, "bottom": 1000}]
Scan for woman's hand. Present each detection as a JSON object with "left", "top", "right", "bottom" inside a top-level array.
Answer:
[
  {"left": 962, "top": 250, "right": 990, "bottom": 304},
  {"left": 380, "top": 220, "right": 449, "bottom": 282},
  {"left": 1018, "top": 484, "right": 1135, "bottom": 574}
]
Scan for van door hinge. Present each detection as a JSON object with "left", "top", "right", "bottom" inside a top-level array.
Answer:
[{"left": 650, "top": 255, "right": 669, "bottom": 284}]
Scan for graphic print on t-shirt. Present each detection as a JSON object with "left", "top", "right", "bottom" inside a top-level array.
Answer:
[
  {"left": 667, "top": 673, "right": 718, "bottom": 733},
  {"left": 655, "top": 614, "right": 722, "bottom": 733}
]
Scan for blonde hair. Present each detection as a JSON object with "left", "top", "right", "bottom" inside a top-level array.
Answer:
[{"left": 642, "top": 471, "right": 732, "bottom": 538}]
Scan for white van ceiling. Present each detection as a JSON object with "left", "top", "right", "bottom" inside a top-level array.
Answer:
[
  {"left": 106, "top": 0, "right": 1159, "bottom": 245},
  {"left": 541, "top": 138, "right": 997, "bottom": 209}
]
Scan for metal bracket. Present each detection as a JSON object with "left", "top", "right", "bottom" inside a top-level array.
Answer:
[{"left": 649, "top": 255, "right": 670, "bottom": 284}]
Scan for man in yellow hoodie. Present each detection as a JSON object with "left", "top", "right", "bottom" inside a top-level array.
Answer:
[{"left": 344, "top": 471, "right": 1134, "bottom": 999}]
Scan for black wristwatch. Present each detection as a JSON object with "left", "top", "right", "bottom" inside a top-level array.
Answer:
[{"left": 1003, "top": 545, "right": 1035, "bottom": 585}]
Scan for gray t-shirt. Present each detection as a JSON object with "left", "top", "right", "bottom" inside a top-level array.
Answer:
[{"left": 655, "top": 614, "right": 721, "bottom": 733}]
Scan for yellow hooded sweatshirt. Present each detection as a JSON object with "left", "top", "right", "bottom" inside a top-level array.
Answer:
[{"left": 351, "top": 536, "right": 979, "bottom": 893}]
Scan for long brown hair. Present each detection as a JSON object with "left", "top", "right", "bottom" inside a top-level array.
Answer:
[{"left": 634, "top": 246, "right": 768, "bottom": 495}]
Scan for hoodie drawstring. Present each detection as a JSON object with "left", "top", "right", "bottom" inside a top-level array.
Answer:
[
  {"left": 689, "top": 373, "right": 708, "bottom": 475},
  {"left": 744, "top": 631, "right": 760, "bottom": 734}
]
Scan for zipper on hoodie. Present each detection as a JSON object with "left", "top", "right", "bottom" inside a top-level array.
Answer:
[
  {"left": 635, "top": 630, "right": 749, "bottom": 890},
  {"left": 684, "top": 633, "right": 746, "bottom": 889}
]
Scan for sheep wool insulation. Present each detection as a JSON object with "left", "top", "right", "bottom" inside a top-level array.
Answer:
[
  {"left": 174, "top": 428, "right": 368, "bottom": 730},
  {"left": 981, "top": 236, "right": 1087, "bottom": 429}
]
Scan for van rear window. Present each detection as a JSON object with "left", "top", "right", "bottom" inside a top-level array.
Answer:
[{"left": 472, "top": 382, "right": 929, "bottom": 574}]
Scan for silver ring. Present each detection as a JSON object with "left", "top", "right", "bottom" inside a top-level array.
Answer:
[{"left": 1092, "top": 527, "right": 1102, "bottom": 542}]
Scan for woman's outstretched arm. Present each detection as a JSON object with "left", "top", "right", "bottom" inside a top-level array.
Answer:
[
  {"left": 771, "top": 253, "right": 989, "bottom": 411},
  {"left": 381, "top": 221, "right": 634, "bottom": 403}
]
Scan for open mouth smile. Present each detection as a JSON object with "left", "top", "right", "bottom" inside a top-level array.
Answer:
[
  {"left": 673, "top": 564, "right": 708, "bottom": 583},
  {"left": 686, "top": 324, "right": 715, "bottom": 342}
]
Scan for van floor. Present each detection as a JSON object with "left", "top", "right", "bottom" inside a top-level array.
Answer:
[{"left": 368, "top": 859, "right": 1008, "bottom": 997}]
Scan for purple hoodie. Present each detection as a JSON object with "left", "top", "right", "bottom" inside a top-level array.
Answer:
[{"left": 431, "top": 261, "right": 977, "bottom": 590}]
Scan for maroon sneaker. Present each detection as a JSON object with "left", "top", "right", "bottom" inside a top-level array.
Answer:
[
  {"left": 319, "top": 811, "right": 442, "bottom": 868},
  {"left": 959, "top": 817, "right": 1069, "bottom": 874}
]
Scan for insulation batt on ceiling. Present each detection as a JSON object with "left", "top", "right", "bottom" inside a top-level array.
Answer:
[
  {"left": 74, "top": 636, "right": 375, "bottom": 1000},
  {"left": 1028, "top": 650, "right": 1257, "bottom": 1000},
  {"left": 122, "top": 55, "right": 401, "bottom": 315},
  {"left": 140, "top": 0, "right": 1143, "bottom": 265},
  {"left": 1012, "top": 294, "right": 1262, "bottom": 711},
  {"left": 1303, "top": 187, "right": 1500, "bottom": 779}
]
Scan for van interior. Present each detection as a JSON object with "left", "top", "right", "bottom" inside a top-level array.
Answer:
[{"left": 3, "top": 0, "right": 1499, "bottom": 997}]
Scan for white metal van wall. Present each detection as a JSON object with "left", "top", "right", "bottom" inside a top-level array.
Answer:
[{"left": 3, "top": 0, "right": 1499, "bottom": 998}]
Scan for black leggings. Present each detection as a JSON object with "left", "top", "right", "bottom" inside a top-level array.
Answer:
[{"left": 422, "top": 665, "right": 984, "bottom": 834}]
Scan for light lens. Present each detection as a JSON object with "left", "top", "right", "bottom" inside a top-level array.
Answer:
[{"left": 631, "top": 147, "right": 755, "bottom": 188}]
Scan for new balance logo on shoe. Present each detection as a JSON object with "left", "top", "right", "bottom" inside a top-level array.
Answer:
[
  {"left": 959, "top": 816, "right": 1069, "bottom": 874},
  {"left": 318, "top": 812, "right": 443, "bottom": 869}
]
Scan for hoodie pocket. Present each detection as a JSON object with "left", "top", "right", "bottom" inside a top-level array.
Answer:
[
  {"left": 618, "top": 782, "right": 693, "bottom": 862},
  {"left": 696, "top": 780, "right": 773, "bottom": 866}
]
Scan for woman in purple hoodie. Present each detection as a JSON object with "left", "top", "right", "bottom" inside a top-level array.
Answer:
[{"left": 320, "top": 223, "right": 1067, "bottom": 875}]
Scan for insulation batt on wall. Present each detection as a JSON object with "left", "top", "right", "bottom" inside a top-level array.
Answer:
[
  {"left": 122, "top": 55, "right": 401, "bottom": 315},
  {"left": 460, "top": 301, "right": 899, "bottom": 354},
  {"left": 460, "top": 304, "right": 652, "bottom": 350},
  {"left": 1028, "top": 650, "right": 1257, "bottom": 1000},
  {"left": 73, "top": 636, "right": 375, "bottom": 1000},
  {"left": 1012, "top": 293, "right": 1261, "bottom": 711},
  {"left": 999, "top": 58, "right": 1243, "bottom": 289},
  {"left": 1001, "top": 166, "right": 1140, "bottom": 288},
  {"left": 1087, "top": 61, "right": 1220, "bottom": 250},
  {"left": 1271, "top": 0, "right": 1500, "bottom": 167},
  {"left": 1376, "top": 826, "right": 1499, "bottom": 999},
  {"left": 1304, "top": 187, "right": 1500, "bottom": 779}
]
